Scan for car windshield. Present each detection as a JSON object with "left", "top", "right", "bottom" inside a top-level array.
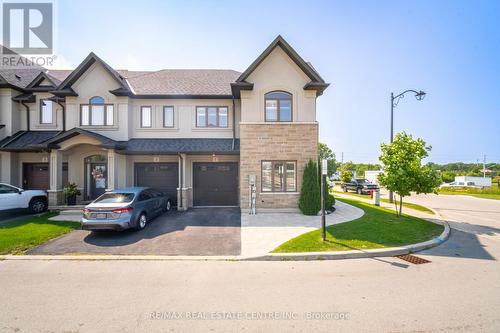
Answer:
[
  {"left": 356, "top": 179, "right": 368, "bottom": 183},
  {"left": 94, "top": 193, "right": 135, "bottom": 203}
]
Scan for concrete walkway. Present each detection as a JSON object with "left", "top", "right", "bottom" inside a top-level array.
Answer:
[
  {"left": 333, "top": 191, "right": 437, "bottom": 219},
  {"left": 240, "top": 201, "right": 364, "bottom": 257}
]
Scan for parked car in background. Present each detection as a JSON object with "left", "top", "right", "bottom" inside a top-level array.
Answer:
[
  {"left": 0, "top": 183, "right": 48, "bottom": 213},
  {"left": 341, "top": 178, "right": 379, "bottom": 194},
  {"left": 82, "top": 187, "right": 171, "bottom": 231}
]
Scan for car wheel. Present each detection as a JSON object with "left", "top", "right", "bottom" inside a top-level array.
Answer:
[
  {"left": 165, "top": 199, "right": 171, "bottom": 212},
  {"left": 343, "top": 187, "right": 347, "bottom": 192},
  {"left": 136, "top": 213, "right": 147, "bottom": 230},
  {"left": 357, "top": 188, "right": 362, "bottom": 195},
  {"left": 29, "top": 198, "right": 47, "bottom": 214}
]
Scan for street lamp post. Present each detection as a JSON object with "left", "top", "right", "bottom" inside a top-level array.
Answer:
[{"left": 389, "top": 89, "right": 426, "bottom": 203}]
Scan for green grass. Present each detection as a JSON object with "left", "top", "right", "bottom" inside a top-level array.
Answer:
[
  {"left": 333, "top": 190, "right": 434, "bottom": 214},
  {"left": 272, "top": 198, "right": 443, "bottom": 253},
  {"left": 438, "top": 187, "right": 500, "bottom": 200},
  {"left": 0, "top": 213, "right": 81, "bottom": 255},
  {"left": 380, "top": 198, "right": 434, "bottom": 214}
]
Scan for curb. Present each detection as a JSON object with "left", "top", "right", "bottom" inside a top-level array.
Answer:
[
  {"left": 245, "top": 219, "right": 450, "bottom": 261},
  {"left": 0, "top": 221, "right": 450, "bottom": 262},
  {"left": 0, "top": 200, "right": 450, "bottom": 262}
]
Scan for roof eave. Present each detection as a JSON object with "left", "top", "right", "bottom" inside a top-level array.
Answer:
[
  {"left": 50, "top": 88, "right": 78, "bottom": 97},
  {"left": 12, "top": 93, "right": 36, "bottom": 103},
  {"left": 230, "top": 82, "right": 254, "bottom": 98},
  {"left": 130, "top": 94, "right": 234, "bottom": 99},
  {"left": 304, "top": 82, "right": 330, "bottom": 96}
]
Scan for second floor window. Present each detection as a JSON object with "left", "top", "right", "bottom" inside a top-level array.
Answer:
[
  {"left": 163, "top": 106, "right": 174, "bottom": 128},
  {"left": 81, "top": 96, "right": 114, "bottom": 126},
  {"left": 196, "top": 106, "right": 228, "bottom": 128},
  {"left": 265, "top": 91, "right": 292, "bottom": 122},
  {"left": 141, "top": 106, "right": 152, "bottom": 128},
  {"left": 40, "top": 99, "right": 53, "bottom": 124}
]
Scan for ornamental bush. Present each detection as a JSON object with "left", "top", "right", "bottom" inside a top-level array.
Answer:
[{"left": 299, "top": 160, "right": 321, "bottom": 215}]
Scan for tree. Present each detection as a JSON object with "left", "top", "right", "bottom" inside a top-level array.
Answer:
[
  {"left": 339, "top": 161, "right": 354, "bottom": 183},
  {"left": 440, "top": 170, "right": 456, "bottom": 183},
  {"left": 299, "top": 160, "right": 321, "bottom": 215},
  {"left": 318, "top": 142, "right": 338, "bottom": 176},
  {"left": 378, "top": 132, "right": 441, "bottom": 216}
]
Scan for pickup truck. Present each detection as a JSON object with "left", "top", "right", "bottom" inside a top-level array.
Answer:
[
  {"left": 0, "top": 183, "right": 48, "bottom": 213},
  {"left": 341, "top": 178, "right": 379, "bottom": 195}
]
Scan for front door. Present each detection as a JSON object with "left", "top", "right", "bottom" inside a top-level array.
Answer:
[
  {"left": 84, "top": 155, "right": 108, "bottom": 201},
  {"left": 89, "top": 163, "right": 107, "bottom": 200}
]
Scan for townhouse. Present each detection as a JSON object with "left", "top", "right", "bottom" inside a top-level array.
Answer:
[{"left": 0, "top": 36, "right": 328, "bottom": 211}]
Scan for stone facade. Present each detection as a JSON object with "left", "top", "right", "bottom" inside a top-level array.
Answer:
[{"left": 239, "top": 123, "right": 318, "bottom": 210}]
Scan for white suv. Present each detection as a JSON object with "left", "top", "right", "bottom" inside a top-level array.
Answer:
[{"left": 0, "top": 183, "right": 48, "bottom": 213}]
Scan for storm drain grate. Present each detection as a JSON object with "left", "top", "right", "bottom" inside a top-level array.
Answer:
[{"left": 395, "top": 254, "right": 431, "bottom": 265}]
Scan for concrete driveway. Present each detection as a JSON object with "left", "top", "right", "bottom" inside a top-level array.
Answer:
[{"left": 29, "top": 207, "right": 241, "bottom": 256}]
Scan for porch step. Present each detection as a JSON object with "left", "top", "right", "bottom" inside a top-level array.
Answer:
[{"left": 49, "top": 205, "right": 85, "bottom": 214}]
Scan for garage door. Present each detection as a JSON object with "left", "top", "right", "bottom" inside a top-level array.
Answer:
[
  {"left": 193, "top": 162, "right": 238, "bottom": 206},
  {"left": 23, "top": 163, "right": 49, "bottom": 190},
  {"left": 134, "top": 163, "right": 179, "bottom": 204}
]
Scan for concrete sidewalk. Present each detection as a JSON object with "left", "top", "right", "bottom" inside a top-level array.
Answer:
[
  {"left": 240, "top": 201, "right": 364, "bottom": 257},
  {"left": 334, "top": 192, "right": 437, "bottom": 219}
]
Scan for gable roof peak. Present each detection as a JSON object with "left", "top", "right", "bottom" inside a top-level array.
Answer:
[
  {"left": 236, "top": 35, "right": 326, "bottom": 84},
  {"left": 52, "top": 51, "right": 130, "bottom": 96}
]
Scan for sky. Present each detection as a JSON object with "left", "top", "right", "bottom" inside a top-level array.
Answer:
[{"left": 49, "top": 0, "right": 500, "bottom": 163}]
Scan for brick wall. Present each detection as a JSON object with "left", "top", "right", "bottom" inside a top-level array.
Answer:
[{"left": 239, "top": 123, "right": 318, "bottom": 210}]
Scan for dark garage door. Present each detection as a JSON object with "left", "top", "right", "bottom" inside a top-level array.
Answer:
[
  {"left": 23, "top": 163, "right": 49, "bottom": 190},
  {"left": 193, "top": 162, "right": 238, "bottom": 206},
  {"left": 135, "top": 163, "right": 179, "bottom": 204}
]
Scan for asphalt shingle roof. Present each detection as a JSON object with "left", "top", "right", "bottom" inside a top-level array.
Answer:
[
  {"left": 0, "top": 131, "right": 239, "bottom": 154},
  {"left": 126, "top": 69, "right": 241, "bottom": 96},
  {"left": 123, "top": 138, "right": 239, "bottom": 154},
  {"left": 0, "top": 131, "right": 60, "bottom": 150},
  {"left": 1, "top": 67, "right": 240, "bottom": 96}
]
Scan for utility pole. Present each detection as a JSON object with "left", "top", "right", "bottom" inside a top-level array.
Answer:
[
  {"left": 321, "top": 159, "right": 328, "bottom": 241},
  {"left": 483, "top": 155, "right": 487, "bottom": 178},
  {"left": 388, "top": 89, "right": 426, "bottom": 203}
]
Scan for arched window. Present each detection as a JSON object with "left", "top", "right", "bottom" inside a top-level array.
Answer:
[
  {"left": 81, "top": 96, "right": 114, "bottom": 126},
  {"left": 90, "top": 96, "right": 105, "bottom": 104},
  {"left": 265, "top": 91, "right": 292, "bottom": 122}
]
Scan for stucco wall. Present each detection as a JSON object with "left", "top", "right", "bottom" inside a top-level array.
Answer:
[
  {"left": 21, "top": 92, "right": 64, "bottom": 131},
  {"left": 0, "top": 88, "right": 21, "bottom": 137},
  {"left": 64, "top": 61, "right": 129, "bottom": 141},
  {"left": 241, "top": 46, "right": 317, "bottom": 123},
  {"left": 129, "top": 98, "right": 240, "bottom": 139}
]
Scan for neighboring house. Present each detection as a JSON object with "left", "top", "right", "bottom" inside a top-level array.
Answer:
[{"left": 0, "top": 36, "right": 329, "bottom": 211}]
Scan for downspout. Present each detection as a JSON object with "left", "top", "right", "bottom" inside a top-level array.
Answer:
[
  {"left": 231, "top": 96, "right": 236, "bottom": 150},
  {"left": 177, "top": 153, "right": 184, "bottom": 209},
  {"left": 54, "top": 99, "right": 66, "bottom": 131},
  {"left": 21, "top": 102, "right": 30, "bottom": 131}
]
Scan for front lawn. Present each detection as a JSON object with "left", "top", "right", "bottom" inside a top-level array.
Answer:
[
  {"left": 438, "top": 187, "right": 500, "bottom": 200},
  {"left": 333, "top": 190, "right": 434, "bottom": 214},
  {"left": 0, "top": 213, "right": 81, "bottom": 254},
  {"left": 272, "top": 198, "right": 444, "bottom": 253}
]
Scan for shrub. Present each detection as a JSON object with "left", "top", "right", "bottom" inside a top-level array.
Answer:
[
  {"left": 299, "top": 160, "right": 321, "bottom": 215},
  {"left": 324, "top": 180, "right": 335, "bottom": 210}
]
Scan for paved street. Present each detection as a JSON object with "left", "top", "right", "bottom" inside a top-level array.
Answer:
[{"left": 0, "top": 195, "right": 499, "bottom": 332}]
